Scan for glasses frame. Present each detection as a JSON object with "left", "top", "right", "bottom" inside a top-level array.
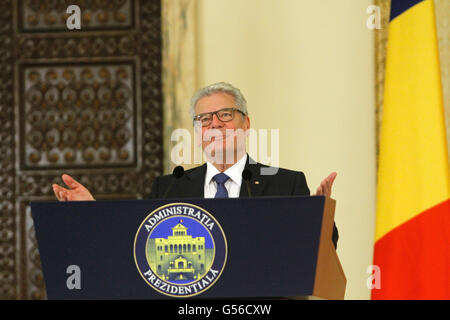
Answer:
[{"left": 193, "top": 107, "right": 246, "bottom": 127}]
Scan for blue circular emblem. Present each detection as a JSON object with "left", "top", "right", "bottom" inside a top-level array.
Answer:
[{"left": 134, "top": 203, "right": 227, "bottom": 297}]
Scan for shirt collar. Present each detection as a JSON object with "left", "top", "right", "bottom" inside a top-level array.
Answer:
[{"left": 205, "top": 153, "right": 248, "bottom": 185}]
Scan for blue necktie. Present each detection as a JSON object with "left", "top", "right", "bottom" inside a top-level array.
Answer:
[{"left": 213, "top": 173, "right": 230, "bottom": 198}]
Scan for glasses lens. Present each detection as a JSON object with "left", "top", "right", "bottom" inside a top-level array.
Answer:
[
  {"left": 199, "top": 114, "right": 212, "bottom": 126},
  {"left": 217, "top": 109, "right": 234, "bottom": 121},
  {"left": 194, "top": 108, "right": 238, "bottom": 126}
]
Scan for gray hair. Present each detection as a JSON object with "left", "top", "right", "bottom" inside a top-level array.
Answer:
[{"left": 189, "top": 82, "right": 248, "bottom": 119}]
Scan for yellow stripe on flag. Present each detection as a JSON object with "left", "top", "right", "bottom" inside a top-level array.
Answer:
[{"left": 375, "top": 0, "right": 450, "bottom": 241}]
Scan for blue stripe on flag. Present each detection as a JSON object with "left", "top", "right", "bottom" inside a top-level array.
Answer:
[{"left": 390, "top": 0, "right": 424, "bottom": 21}]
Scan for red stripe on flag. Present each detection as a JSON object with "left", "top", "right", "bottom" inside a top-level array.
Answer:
[{"left": 372, "top": 199, "right": 450, "bottom": 299}]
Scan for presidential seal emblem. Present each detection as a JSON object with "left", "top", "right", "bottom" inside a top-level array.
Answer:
[{"left": 134, "top": 203, "right": 227, "bottom": 297}]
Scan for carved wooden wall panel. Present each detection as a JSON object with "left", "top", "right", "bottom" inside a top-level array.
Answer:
[{"left": 0, "top": 0, "right": 163, "bottom": 299}]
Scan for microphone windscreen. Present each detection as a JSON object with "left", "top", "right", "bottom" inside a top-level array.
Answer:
[
  {"left": 172, "top": 166, "right": 185, "bottom": 179},
  {"left": 242, "top": 169, "right": 252, "bottom": 181}
]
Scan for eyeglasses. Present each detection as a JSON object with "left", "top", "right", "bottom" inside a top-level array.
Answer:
[{"left": 193, "top": 108, "right": 246, "bottom": 127}]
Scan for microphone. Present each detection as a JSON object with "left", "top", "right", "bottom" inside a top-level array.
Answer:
[
  {"left": 163, "top": 166, "right": 185, "bottom": 198},
  {"left": 242, "top": 169, "right": 253, "bottom": 197},
  {"left": 172, "top": 166, "right": 185, "bottom": 179}
]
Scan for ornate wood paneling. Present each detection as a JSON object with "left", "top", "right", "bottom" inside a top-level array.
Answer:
[
  {"left": 0, "top": 0, "right": 16, "bottom": 300},
  {"left": 0, "top": 0, "right": 162, "bottom": 299},
  {"left": 19, "top": 0, "right": 134, "bottom": 31},
  {"left": 19, "top": 64, "right": 136, "bottom": 169}
]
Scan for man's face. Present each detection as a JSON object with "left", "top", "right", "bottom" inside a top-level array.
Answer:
[{"left": 194, "top": 92, "right": 250, "bottom": 164}]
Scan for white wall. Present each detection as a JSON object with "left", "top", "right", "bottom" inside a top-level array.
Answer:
[{"left": 196, "top": 0, "right": 376, "bottom": 299}]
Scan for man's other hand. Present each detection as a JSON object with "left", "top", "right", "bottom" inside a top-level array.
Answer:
[
  {"left": 52, "top": 174, "right": 95, "bottom": 201},
  {"left": 314, "top": 172, "right": 337, "bottom": 197}
]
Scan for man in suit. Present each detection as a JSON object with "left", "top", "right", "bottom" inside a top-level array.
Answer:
[{"left": 52, "top": 82, "right": 339, "bottom": 247}]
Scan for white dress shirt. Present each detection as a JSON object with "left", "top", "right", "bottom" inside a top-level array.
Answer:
[{"left": 204, "top": 154, "right": 247, "bottom": 198}]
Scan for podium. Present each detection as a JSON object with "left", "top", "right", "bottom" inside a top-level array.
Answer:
[{"left": 31, "top": 196, "right": 346, "bottom": 300}]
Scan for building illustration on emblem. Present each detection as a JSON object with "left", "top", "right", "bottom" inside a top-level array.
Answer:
[{"left": 147, "top": 220, "right": 214, "bottom": 281}]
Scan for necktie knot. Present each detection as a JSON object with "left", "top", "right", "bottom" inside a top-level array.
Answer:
[
  {"left": 213, "top": 173, "right": 230, "bottom": 185},
  {"left": 213, "top": 173, "right": 230, "bottom": 198}
]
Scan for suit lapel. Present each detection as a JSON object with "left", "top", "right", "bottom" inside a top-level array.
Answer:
[
  {"left": 181, "top": 163, "right": 206, "bottom": 198},
  {"left": 239, "top": 156, "right": 267, "bottom": 197}
]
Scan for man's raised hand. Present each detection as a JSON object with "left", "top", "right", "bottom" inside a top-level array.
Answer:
[
  {"left": 315, "top": 172, "right": 337, "bottom": 198},
  {"left": 52, "top": 174, "right": 95, "bottom": 201}
]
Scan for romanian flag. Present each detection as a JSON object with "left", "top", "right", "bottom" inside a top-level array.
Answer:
[{"left": 373, "top": 0, "right": 450, "bottom": 299}]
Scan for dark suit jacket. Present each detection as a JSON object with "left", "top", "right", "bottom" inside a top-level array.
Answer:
[{"left": 149, "top": 156, "right": 339, "bottom": 248}]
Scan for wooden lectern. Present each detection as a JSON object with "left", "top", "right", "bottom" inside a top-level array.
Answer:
[{"left": 31, "top": 196, "right": 346, "bottom": 299}]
